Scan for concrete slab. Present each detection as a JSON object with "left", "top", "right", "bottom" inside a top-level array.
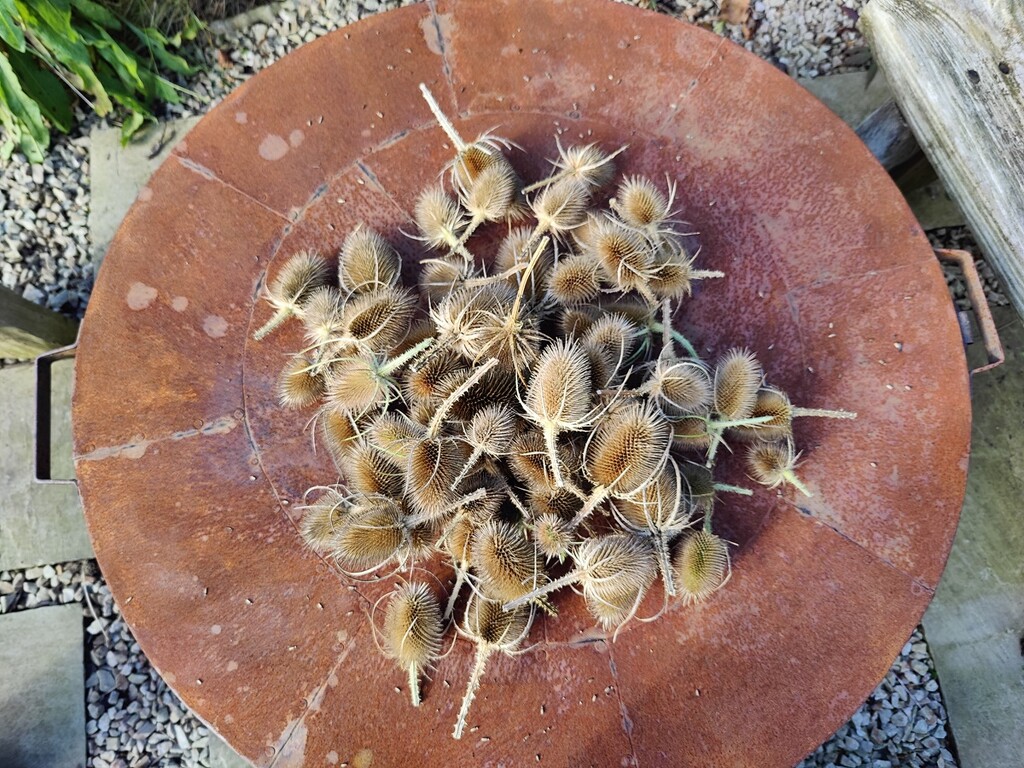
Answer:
[
  {"left": 0, "top": 604, "right": 85, "bottom": 768},
  {"left": 0, "top": 360, "right": 91, "bottom": 571},
  {"left": 797, "top": 70, "right": 892, "bottom": 129},
  {"left": 89, "top": 117, "right": 201, "bottom": 268},
  {"left": 208, "top": 730, "right": 252, "bottom": 768},
  {"left": 923, "top": 306, "right": 1024, "bottom": 768}
]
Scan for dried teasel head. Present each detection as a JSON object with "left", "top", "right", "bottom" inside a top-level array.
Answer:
[
  {"left": 277, "top": 353, "right": 325, "bottom": 409},
  {"left": 461, "top": 161, "right": 519, "bottom": 227},
  {"left": 341, "top": 441, "right": 406, "bottom": 498},
  {"left": 672, "top": 529, "right": 730, "bottom": 605},
  {"left": 381, "top": 581, "right": 443, "bottom": 707},
  {"left": 254, "top": 250, "right": 331, "bottom": 340},
  {"left": 579, "top": 534, "right": 658, "bottom": 630},
  {"left": 615, "top": 459, "right": 689, "bottom": 534},
  {"left": 533, "top": 512, "right": 575, "bottom": 562},
  {"left": 494, "top": 227, "right": 553, "bottom": 301},
  {"left": 419, "top": 257, "right": 471, "bottom": 303},
  {"left": 319, "top": 402, "right": 359, "bottom": 467},
  {"left": 403, "top": 349, "right": 467, "bottom": 407},
  {"left": 746, "top": 438, "right": 812, "bottom": 497},
  {"left": 299, "top": 487, "right": 348, "bottom": 553},
  {"left": 341, "top": 287, "right": 416, "bottom": 354},
  {"left": 557, "top": 305, "right": 601, "bottom": 339},
  {"left": 584, "top": 216, "right": 656, "bottom": 298},
  {"left": 713, "top": 348, "right": 763, "bottom": 421},
  {"left": 522, "top": 338, "right": 594, "bottom": 488},
  {"left": 582, "top": 313, "right": 644, "bottom": 372},
  {"left": 671, "top": 414, "right": 713, "bottom": 451},
  {"left": 323, "top": 354, "right": 395, "bottom": 416},
  {"left": 454, "top": 404, "right": 518, "bottom": 485},
  {"left": 433, "top": 366, "right": 517, "bottom": 423},
  {"left": 547, "top": 253, "right": 603, "bottom": 306},
  {"left": 471, "top": 519, "right": 549, "bottom": 609},
  {"left": 366, "top": 411, "right": 426, "bottom": 466},
  {"left": 585, "top": 400, "right": 672, "bottom": 497},
  {"left": 648, "top": 357, "right": 712, "bottom": 416},
  {"left": 528, "top": 486, "right": 584, "bottom": 520},
  {"left": 338, "top": 227, "right": 401, "bottom": 294},
  {"left": 553, "top": 141, "right": 621, "bottom": 190},
  {"left": 332, "top": 495, "right": 408, "bottom": 572},
  {"left": 613, "top": 176, "right": 671, "bottom": 229},
  {"left": 415, "top": 186, "right": 466, "bottom": 254},
  {"left": 404, "top": 436, "right": 471, "bottom": 521},
  {"left": 297, "top": 286, "right": 345, "bottom": 349},
  {"left": 532, "top": 177, "right": 590, "bottom": 238}
]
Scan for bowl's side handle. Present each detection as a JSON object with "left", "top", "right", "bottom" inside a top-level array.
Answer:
[
  {"left": 935, "top": 248, "right": 1005, "bottom": 376},
  {"left": 34, "top": 341, "right": 79, "bottom": 485}
]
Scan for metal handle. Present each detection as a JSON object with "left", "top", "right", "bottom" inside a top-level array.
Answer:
[
  {"left": 934, "top": 249, "right": 1005, "bottom": 376},
  {"left": 35, "top": 342, "right": 78, "bottom": 485}
]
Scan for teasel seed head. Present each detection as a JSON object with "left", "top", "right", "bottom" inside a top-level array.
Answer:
[
  {"left": 507, "top": 430, "right": 566, "bottom": 494},
  {"left": 433, "top": 365, "right": 517, "bottom": 423},
  {"left": 341, "top": 287, "right": 416, "bottom": 354},
  {"left": 613, "top": 176, "right": 670, "bottom": 229},
  {"left": 528, "top": 486, "right": 585, "bottom": 520},
  {"left": 673, "top": 529, "right": 730, "bottom": 605},
  {"left": 532, "top": 177, "right": 590, "bottom": 238},
  {"left": 278, "top": 353, "right": 325, "bottom": 409},
  {"left": 713, "top": 348, "right": 763, "bottom": 421},
  {"left": 616, "top": 458, "right": 690, "bottom": 535},
  {"left": 462, "top": 160, "right": 518, "bottom": 226},
  {"left": 299, "top": 487, "right": 349, "bottom": 553},
  {"left": 366, "top": 411, "right": 426, "bottom": 466},
  {"left": 254, "top": 250, "right": 331, "bottom": 340},
  {"left": 581, "top": 536, "right": 658, "bottom": 631},
  {"left": 341, "top": 440, "right": 406, "bottom": 498},
  {"left": 585, "top": 400, "right": 673, "bottom": 497},
  {"left": 547, "top": 253, "right": 603, "bottom": 306},
  {"left": 403, "top": 348, "right": 467, "bottom": 407},
  {"left": 319, "top": 402, "right": 359, "bottom": 467},
  {"left": 415, "top": 186, "right": 466, "bottom": 253},
  {"left": 323, "top": 354, "right": 395, "bottom": 416},
  {"left": 338, "top": 227, "right": 401, "bottom": 294},
  {"left": 494, "top": 227, "right": 553, "bottom": 301},
  {"left": 582, "top": 313, "right": 644, "bottom": 371},
  {"left": 419, "top": 256, "right": 471, "bottom": 303},
  {"left": 554, "top": 142, "right": 621, "bottom": 190},
  {"left": 671, "top": 414, "right": 713, "bottom": 451},
  {"left": 465, "top": 404, "right": 518, "bottom": 456},
  {"left": 584, "top": 216, "right": 656, "bottom": 297},
  {"left": 557, "top": 305, "right": 601, "bottom": 338},
  {"left": 533, "top": 512, "right": 576, "bottom": 562},
  {"left": 648, "top": 357, "right": 712, "bottom": 416},
  {"left": 297, "top": 286, "right": 346, "bottom": 349},
  {"left": 382, "top": 581, "right": 443, "bottom": 707},
  {"left": 332, "top": 495, "right": 408, "bottom": 572},
  {"left": 679, "top": 461, "right": 717, "bottom": 514},
  {"left": 746, "top": 438, "right": 812, "bottom": 497},
  {"left": 471, "top": 519, "right": 548, "bottom": 608},
  {"left": 405, "top": 436, "right": 471, "bottom": 521}
]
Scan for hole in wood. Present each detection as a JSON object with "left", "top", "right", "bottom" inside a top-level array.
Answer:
[
  {"left": 998, "top": 61, "right": 1011, "bottom": 75},
  {"left": 966, "top": 69, "right": 981, "bottom": 84}
]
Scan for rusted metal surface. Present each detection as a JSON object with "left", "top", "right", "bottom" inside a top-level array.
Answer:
[{"left": 72, "top": 1, "right": 972, "bottom": 766}]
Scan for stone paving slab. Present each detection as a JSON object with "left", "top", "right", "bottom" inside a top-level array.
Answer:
[
  {"left": 208, "top": 731, "right": 252, "bottom": 768},
  {"left": 89, "top": 117, "right": 201, "bottom": 269},
  {"left": 923, "top": 306, "right": 1024, "bottom": 768},
  {"left": 0, "top": 360, "right": 91, "bottom": 572},
  {"left": 0, "top": 603, "right": 86, "bottom": 768}
]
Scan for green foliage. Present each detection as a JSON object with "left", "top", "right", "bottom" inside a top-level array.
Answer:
[{"left": 0, "top": 0, "right": 202, "bottom": 161}]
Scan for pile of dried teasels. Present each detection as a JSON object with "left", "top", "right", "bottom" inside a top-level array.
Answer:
[{"left": 253, "top": 85, "right": 855, "bottom": 739}]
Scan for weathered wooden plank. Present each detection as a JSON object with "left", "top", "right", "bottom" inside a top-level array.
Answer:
[
  {"left": 862, "top": 0, "right": 1024, "bottom": 319},
  {"left": 0, "top": 286, "right": 79, "bottom": 359}
]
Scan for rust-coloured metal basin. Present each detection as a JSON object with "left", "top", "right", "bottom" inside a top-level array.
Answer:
[{"left": 72, "top": 1, "right": 973, "bottom": 765}]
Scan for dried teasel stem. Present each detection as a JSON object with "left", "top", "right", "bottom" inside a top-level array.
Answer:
[
  {"left": 419, "top": 83, "right": 466, "bottom": 152},
  {"left": 426, "top": 357, "right": 500, "bottom": 438},
  {"left": 254, "top": 251, "right": 331, "bottom": 340}
]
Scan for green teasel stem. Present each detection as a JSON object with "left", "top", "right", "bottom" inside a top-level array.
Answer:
[
  {"left": 648, "top": 321, "right": 699, "bottom": 359},
  {"left": 253, "top": 305, "right": 293, "bottom": 340},
  {"left": 419, "top": 83, "right": 466, "bottom": 152},
  {"left": 427, "top": 357, "right": 500, "bottom": 438},
  {"left": 408, "top": 664, "right": 422, "bottom": 707},
  {"left": 713, "top": 482, "right": 753, "bottom": 496},
  {"left": 784, "top": 470, "right": 813, "bottom": 498},
  {"left": 453, "top": 644, "right": 492, "bottom": 740}
]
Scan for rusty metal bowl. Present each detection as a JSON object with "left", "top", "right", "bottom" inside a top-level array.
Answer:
[{"left": 71, "top": 1, "right": 977, "bottom": 765}]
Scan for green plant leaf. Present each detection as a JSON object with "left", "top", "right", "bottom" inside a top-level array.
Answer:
[
  {"left": 23, "top": 15, "right": 113, "bottom": 114},
  {"left": 29, "top": 0, "right": 76, "bottom": 43},
  {"left": 138, "top": 67, "right": 180, "bottom": 105},
  {"left": 6, "top": 47, "right": 73, "bottom": 132},
  {"left": 0, "top": 51, "right": 49, "bottom": 160},
  {"left": 120, "top": 109, "right": 144, "bottom": 144},
  {"left": 126, "top": 21, "right": 196, "bottom": 75},
  {"left": 0, "top": 0, "right": 26, "bottom": 52},
  {"left": 70, "top": 0, "right": 121, "bottom": 30},
  {"left": 93, "top": 27, "right": 143, "bottom": 91}
]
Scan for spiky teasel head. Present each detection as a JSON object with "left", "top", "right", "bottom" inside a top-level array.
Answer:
[
  {"left": 254, "top": 250, "right": 331, "bottom": 340},
  {"left": 528, "top": 486, "right": 585, "bottom": 520},
  {"left": 471, "top": 519, "right": 548, "bottom": 607},
  {"left": 582, "top": 313, "right": 644, "bottom": 370},
  {"left": 554, "top": 141, "right": 621, "bottom": 189},
  {"left": 340, "top": 287, "right": 416, "bottom": 354},
  {"left": 672, "top": 529, "right": 730, "bottom": 605},
  {"left": 450, "top": 138, "right": 513, "bottom": 193},
  {"left": 341, "top": 441, "right": 406, "bottom": 498},
  {"left": 679, "top": 461, "right": 716, "bottom": 514},
  {"left": 468, "top": 305, "right": 546, "bottom": 375},
  {"left": 419, "top": 256, "right": 471, "bottom": 303},
  {"left": 433, "top": 366, "right": 516, "bottom": 423},
  {"left": 494, "top": 227, "right": 553, "bottom": 301},
  {"left": 584, "top": 216, "right": 656, "bottom": 298},
  {"left": 533, "top": 513, "right": 576, "bottom": 562},
  {"left": 323, "top": 354, "right": 395, "bottom": 416},
  {"left": 444, "top": 512, "right": 477, "bottom": 566},
  {"left": 648, "top": 247, "right": 695, "bottom": 301},
  {"left": 557, "top": 305, "right": 601, "bottom": 338},
  {"left": 462, "top": 591, "right": 532, "bottom": 649},
  {"left": 404, "top": 436, "right": 471, "bottom": 521},
  {"left": 507, "top": 430, "right": 579, "bottom": 495},
  {"left": 547, "top": 253, "right": 603, "bottom": 306},
  {"left": 278, "top": 353, "right": 325, "bottom": 409},
  {"left": 713, "top": 348, "right": 763, "bottom": 420},
  {"left": 616, "top": 459, "right": 689, "bottom": 533},
  {"left": 297, "top": 286, "right": 345, "bottom": 349},
  {"left": 415, "top": 186, "right": 466, "bottom": 253},
  {"left": 338, "top": 227, "right": 401, "bottom": 294},
  {"left": 403, "top": 349, "right": 467, "bottom": 407},
  {"left": 382, "top": 581, "right": 443, "bottom": 707},
  {"left": 671, "top": 414, "right": 712, "bottom": 451},
  {"left": 366, "top": 411, "right": 426, "bottom": 466},
  {"left": 299, "top": 486, "right": 349, "bottom": 553},
  {"left": 648, "top": 357, "right": 712, "bottom": 416},
  {"left": 465, "top": 404, "right": 518, "bottom": 457},
  {"left": 458, "top": 473, "right": 507, "bottom": 522},
  {"left": 429, "top": 287, "right": 497, "bottom": 358},
  {"left": 575, "top": 534, "right": 657, "bottom": 631},
  {"left": 461, "top": 161, "right": 518, "bottom": 225},
  {"left": 332, "top": 495, "right": 408, "bottom": 572},
  {"left": 532, "top": 177, "right": 590, "bottom": 239},
  {"left": 585, "top": 400, "right": 672, "bottom": 496},
  {"left": 746, "top": 438, "right": 812, "bottom": 497},
  {"left": 613, "top": 176, "right": 671, "bottom": 229},
  {"left": 319, "top": 402, "right": 359, "bottom": 467}
]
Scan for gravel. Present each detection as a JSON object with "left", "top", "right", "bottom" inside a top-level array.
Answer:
[{"left": 0, "top": 1, "right": 986, "bottom": 766}]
